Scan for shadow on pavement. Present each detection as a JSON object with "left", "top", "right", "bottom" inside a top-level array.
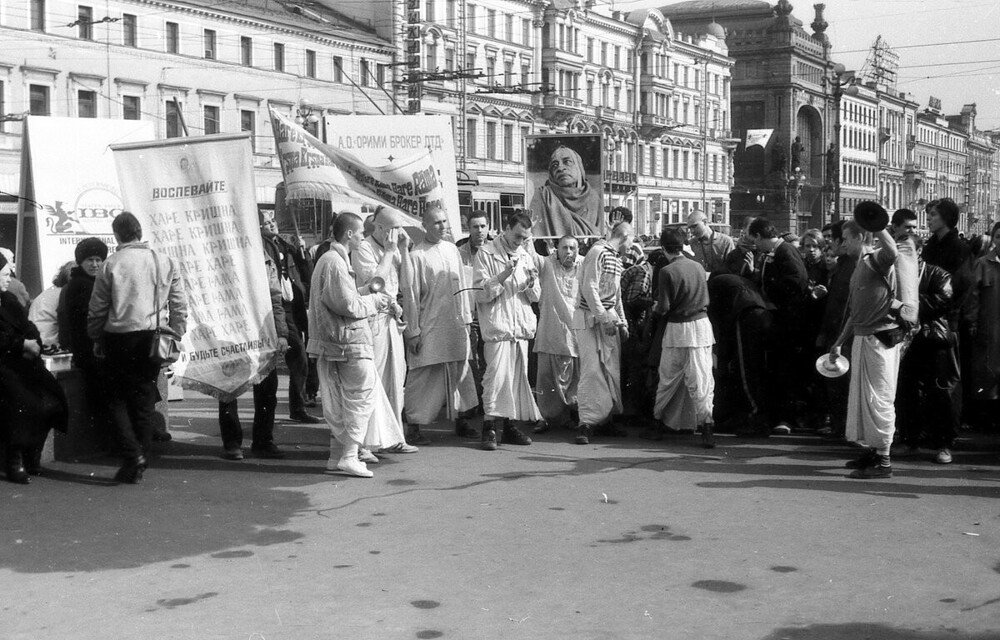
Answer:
[{"left": 759, "top": 623, "right": 1000, "bottom": 640}]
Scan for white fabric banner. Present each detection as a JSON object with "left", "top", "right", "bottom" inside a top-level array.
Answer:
[
  {"left": 269, "top": 108, "right": 462, "bottom": 238},
  {"left": 745, "top": 129, "right": 774, "bottom": 149},
  {"left": 111, "top": 133, "right": 277, "bottom": 399},
  {"left": 15, "top": 116, "right": 154, "bottom": 293}
]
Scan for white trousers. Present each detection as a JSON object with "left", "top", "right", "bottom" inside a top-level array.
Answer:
[{"left": 535, "top": 353, "right": 579, "bottom": 422}]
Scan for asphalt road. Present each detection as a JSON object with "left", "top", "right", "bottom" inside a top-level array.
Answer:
[{"left": 3, "top": 381, "right": 1000, "bottom": 640}]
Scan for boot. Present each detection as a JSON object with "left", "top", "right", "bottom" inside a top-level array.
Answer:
[
  {"left": 481, "top": 420, "right": 498, "bottom": 451},
  {"left": 575, "top": 424, "right": 592, "bottom": 445},
  {"left": 5, "top": 447, "right": 29, "bottom": 484},
  {"left": 501, "top": 420, "right": 532, "bottom": 445},
  {"left": 23, "top": 446, "right": 43, "bottom": 476},
  {"left": 701, "top": 423, "right": 716, "bottom": 449},
  {"left": 114, "top": 455, "right": 147, "bottom": 484}
]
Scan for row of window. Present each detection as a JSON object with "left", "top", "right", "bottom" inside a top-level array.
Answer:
[
  {"left": 918, "top": 126, "right": 967, "bottom": 152},
  {"left": 27, "top": 2, "right": 387, "bottom": 86}
]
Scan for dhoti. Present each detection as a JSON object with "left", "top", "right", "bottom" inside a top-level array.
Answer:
[
  {"left": 372, "top": 313, "right": 406, "bottom": 421},
  {"left": 845, "top": 334, "right": 901, "bottom": 453},
  {"left": 575, "top": 327, "right": 621, "bottom": 427},
  {"left": 655, "top": 345, "right": 714, "bottom": 430},
  {"left": 482, "top": 340, "right": 542, "bottom": 421},
  {"left": 404, "top": 360, "right": 478, "bottom": 425},
  {"left": 535, "top": 353, "right": 579, "bottom": 423}
]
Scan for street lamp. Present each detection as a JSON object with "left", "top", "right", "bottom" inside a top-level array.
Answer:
[{"left": 830, "top": 63, "right": 857, "bottom": 223}]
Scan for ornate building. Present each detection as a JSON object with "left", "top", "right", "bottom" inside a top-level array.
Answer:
[
  {"left": 350, "top": 0, "right": 736, "bottom": 236},
  {"left": 0, "top": 0, "right": 395, "bottom": 243},
  {"left": 661, "top": 0, "right": 834, "bottom": 232}
]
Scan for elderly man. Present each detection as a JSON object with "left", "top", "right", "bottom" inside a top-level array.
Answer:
[
  {"left": 459, "top": 210, "right": 491, "bottom": 409},
  {"left": 403, "top": 205, "right": 479, "bottom": 441},
  {"left": 687, "top": 211, "right": 734, "bottom": 275},
  {"left": 351, "top": 205, "right": 417, "bottom": 451},
  {"left": 308, "top": 212, "right": 397, "bottom": 478},
  {"left": 473, "top": 211, "right": 541, "bottom": 450},
  {"left": 573, "top": 221, "right": 632, "bottom": 445},
  {"left": 830, "top": 212, "right": 905, "bottom": 479},
  {"left": 533, "top": 234, "right": 583, "bottom": 433},
  {"left": 651, "top": 227, "right": 715, "bottom": 447}
]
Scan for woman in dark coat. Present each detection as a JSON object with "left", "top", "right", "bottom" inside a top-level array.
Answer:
[{"left": 0, "top": 252, "right": 68, "bottom": 483}]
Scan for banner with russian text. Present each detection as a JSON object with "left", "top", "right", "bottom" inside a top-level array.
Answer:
[
  {"left": 111, "top": 133, "right": 277, "bottom": 400},
  {"left": 15, "top": 116, "right": 155, "bottom": 295},
  {"left": 745, "top": 129, "right": 774, "bottom": 150},
  {"left": 269, "top": 107, "right": 462, "bottom": 238}
]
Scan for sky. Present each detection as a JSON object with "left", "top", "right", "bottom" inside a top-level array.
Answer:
[{"left": 616, "top": 0, "right": 1000, "bottom": 131}]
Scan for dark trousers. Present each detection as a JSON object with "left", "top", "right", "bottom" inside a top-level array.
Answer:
[
  {"left": 305, "top": 357, "right": 319, "bottom": 399},
  {"left": 285, "top": 313, "right": 308, "bottom": 415},
  {"left": 469, "top": 321, "right": 486, "bottom": 404},
  {"left": 104, "top": 331, "right": 161, "bottom": 460},
  {"left": 896, "top": 337, "right": 960, "bottom": 449},
  {"left": 218, "top": 368, "right": 278, "bottom": 449}
]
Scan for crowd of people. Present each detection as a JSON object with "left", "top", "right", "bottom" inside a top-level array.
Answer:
[{"left": 1, "top": 196, "right": 998, "bottom": 484}]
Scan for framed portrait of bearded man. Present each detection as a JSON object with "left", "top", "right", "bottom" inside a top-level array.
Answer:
[{"left": 525, "top": 134, "right": 604, "bottom": 238}]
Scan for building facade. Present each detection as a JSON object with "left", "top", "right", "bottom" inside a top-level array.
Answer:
[
  {"left": 0, "top": 0, "right": 395, "bottom": 243},
  {"left": 348, "top": 0, "right": 736, "bottom": 237}
]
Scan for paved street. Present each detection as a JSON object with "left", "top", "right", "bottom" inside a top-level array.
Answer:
[{"left": 3, "top": 378, "right": 1000, "bottom": 640}]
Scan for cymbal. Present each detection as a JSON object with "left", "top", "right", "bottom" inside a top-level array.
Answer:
[{"left": 853, "top": 200, "right": 888, "bottom": 233}]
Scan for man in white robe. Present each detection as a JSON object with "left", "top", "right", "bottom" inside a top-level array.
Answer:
[
  {"left": 573, "top": 222, "right": 632, "bottom": 444},
  {"left": 402, "top": 205, "right": 479, "bottom": 441},
  {"left": 533, "top": 235, "right": 582, "bottom": 432},
  {"left": 473, "top": 211, "right": 541, "bottom": 450},
  {"left": 307, "top": 213, "right": 399, "bottom": 478},
  {"left": 351, "top": 206, "right": 418, "bottom": 453}
]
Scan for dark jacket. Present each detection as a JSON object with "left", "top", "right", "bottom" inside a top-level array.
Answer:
[
  {"left": 923, "top": 228, "right": 973, "bottom": 318},
  {"left": 817, "top": 253, "right": 858, "bottom": 349},
  {"left": 58, "top": 267, "right": 97, "bottom": 369},
  {"left": 0, "top": 291, "right": 68, "bottom": 443},
  {"left": 262, "top": 232, "right": 312, "bottom": 331}
]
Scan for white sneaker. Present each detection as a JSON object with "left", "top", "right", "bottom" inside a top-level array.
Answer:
[
  {"left": 326, "top": 456, "right": 373, "bottom": 478},
  {"left": 771, "top": 423, "right": 792, "bottom": 436},
  {"left": 935, "top": 448, "right": 953, "bottom": 464},
  {"left": 358, "top": 448, "right": 379, "bottom": 464}
]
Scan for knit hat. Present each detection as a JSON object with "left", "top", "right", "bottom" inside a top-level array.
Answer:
[{"left": 75, "top": 237, "right": 109, "bottom": 265}]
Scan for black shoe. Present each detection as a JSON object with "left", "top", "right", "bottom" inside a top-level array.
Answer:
[
  {"left": 23, "top": 447, "right": 43, "bottom": 476},
  {"left": 845, "top": 449, "right": 879, "bottom": 469},
  {"left": 152, "top": 430, "right": 172, "bottom": 442},
  {"left": 455, "top": 418, "right": 479, "bottom": 439},
  {"left": 304, "top": 396, "right": 318, "bottom": 408},
  {"left": 532, "top": 420, "right": 550, "bottom": 434},
  {"left": 114, "top": 456, "right": 147, "bottom": 484},
  {"left": 575, "top": 425, "right": 591, "bottom": 445},
  {"left": 251, "top": 443, "right": 286, "bottom": 459},
  {"left": 481, "top": 421, "right": 498, "bottom": 451},
  {"left": 701, "top": 423, "right": 716, "bottom": 449},
  {"left": 501, "top": 423, "right": 532, "bottom": 446},
  {"left": 5, "top": 448, "right": 29, "bottom": 484},
  {"left": 594, "top": 422, "right": 627, "bottom": 438},
  {"left": 289, "top": 411, "right": 322, "bottom": 424},
  {"left": 849, "top": 463, "right": 892, "bottom": 479},
  {"left": 406, "top": 425, "right": 432, "bottom": 446}
]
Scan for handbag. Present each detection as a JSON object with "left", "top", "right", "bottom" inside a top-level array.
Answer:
[{"left": 148, "top": 249, "right": 182, "bottom": 366}]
